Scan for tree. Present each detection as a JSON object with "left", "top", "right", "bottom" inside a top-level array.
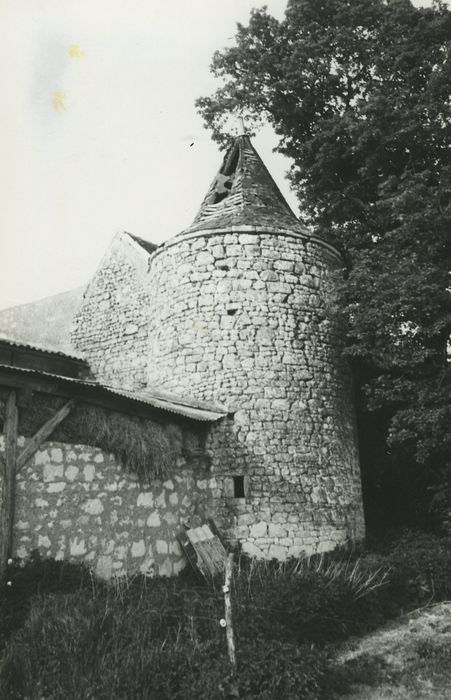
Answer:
[{"left": 197, "top": 0, "right": 451, "bottom": 525}]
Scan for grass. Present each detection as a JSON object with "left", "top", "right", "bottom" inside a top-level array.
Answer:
[
  {"left": 327, "top": 602, "right": 451, "bottom": 699},
  {"left": 1, "top": 530, "right": 451, "bottom": 699}
]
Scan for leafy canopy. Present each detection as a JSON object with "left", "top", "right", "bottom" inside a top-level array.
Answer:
[{"left": 197, "top": 0, "right": 451, "bottom": 509}]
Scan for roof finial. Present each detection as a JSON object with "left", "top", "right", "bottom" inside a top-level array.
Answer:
[{"left": 238, "top": 116, "right": 246, "bottom": 136}]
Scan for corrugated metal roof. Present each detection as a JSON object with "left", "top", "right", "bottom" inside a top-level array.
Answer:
[
  {"left": 0, "top": 364, "right": 229, "bottom": 422},
  {"left": 0, "top": 335, "right": 86, "bottom": 362},
  {"left": 107, "top": 386, "right": 228, "bottom": 422}
]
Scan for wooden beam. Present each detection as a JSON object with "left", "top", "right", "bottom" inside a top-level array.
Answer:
[
  {"left": 16, "top": 400, "right": 74, "bottom": 473},
  {"left": 0, "top": 390, "right": 18, "bottom": 577},
  {"left": 0, "top": 373, "right": 168, "bottom": 423}
]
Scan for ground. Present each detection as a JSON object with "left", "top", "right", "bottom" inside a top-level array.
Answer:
[{"left": 332, "top": 602, "right": 451, "bottom": 699}]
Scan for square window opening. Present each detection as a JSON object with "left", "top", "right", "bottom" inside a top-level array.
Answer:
[{"left": 233, "top": 475, "right": 245, "bottom": 498}]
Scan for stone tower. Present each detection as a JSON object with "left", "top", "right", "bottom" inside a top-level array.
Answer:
[{"left": 146, "top": 134, "right": 365, "bottom": 558}]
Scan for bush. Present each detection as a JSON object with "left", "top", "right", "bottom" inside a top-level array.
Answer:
[
  {"left": 363, "top": 529, "right": 451, "bottom": 613},
  {"left": 0, "top": 552, "right": 96, "bottom": 654},
  {"left": 236, "top": 640, "right": 328, "bottom": 700},
  {"left": 232, "top": 554, "right": 390, "bottom": 644}
]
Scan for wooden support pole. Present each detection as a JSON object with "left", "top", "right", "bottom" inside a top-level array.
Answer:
[
  {"left": 223, "top": 552, "right": 237, "bottom": 670},
  {"left": 0, "top": 395, "right": 73, "bottom": 578},
  {"left": 0, "top": 391, "right": 18, "bottom": 578},
  {"left": 16, "top": 400, "right": 73, "bottom": 473}
]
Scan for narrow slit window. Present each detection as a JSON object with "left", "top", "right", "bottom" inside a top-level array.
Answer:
[{"left": 233, "top": 475, "right": 245, "bottom": 498}]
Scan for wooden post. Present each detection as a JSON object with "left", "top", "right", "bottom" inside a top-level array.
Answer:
[
  {"left": 0, "top": 391, "right": 18, "bottom": 578},
  {"left": 16, "top": 400, "right": 73, "bottom": 473},
  {"left": 223, "top": 552, "right": 237, "bottom": 670},
  {"left": 0, "top": 395, "right": 74, "bottom": 578}
]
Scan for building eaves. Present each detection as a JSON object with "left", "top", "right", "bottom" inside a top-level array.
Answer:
[
  {"left": 124, "top": 232, "right": 159, "bottom": 255},
  {"left": 0, "top": 364, "right": 229, "bottom": 423},
  {"left": 0, "top": 335, "right": 86, "bottom": 363}
]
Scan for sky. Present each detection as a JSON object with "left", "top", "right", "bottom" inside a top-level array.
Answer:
[{"left": 0, "top": 0, "right": 438, "bottom": 310}]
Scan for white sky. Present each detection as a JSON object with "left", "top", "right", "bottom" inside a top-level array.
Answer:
[{"left": 0, "top": 0, "right": 437, "bottom": 309}]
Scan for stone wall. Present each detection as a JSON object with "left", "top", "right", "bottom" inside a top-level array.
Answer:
[
  {"left": 146, "top": 227, "right": 365, "bottom": 558},
  {"left": 0, "top": 435, "right": 217, "bottom": 578},
  {"left": 71, "top": 233, "right": 151, "bottom": 390}
]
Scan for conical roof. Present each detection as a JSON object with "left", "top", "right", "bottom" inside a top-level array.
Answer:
[{"left": 182, "top": 135, "right": 306, "bottom": 235}]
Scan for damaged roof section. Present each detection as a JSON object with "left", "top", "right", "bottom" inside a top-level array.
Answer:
[{"left": 183, "top": 134, "right": 308, "bottom": 235}]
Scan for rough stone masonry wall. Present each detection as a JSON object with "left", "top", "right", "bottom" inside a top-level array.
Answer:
[
  {"left": 146, "top": 228, "right": 365, "bottom": 559},
  {"left": 71, "top": 234, "right": 151, "bottom": 390},
  {"left": 0, "top": 435, "right": 217, "bottom": 578}
]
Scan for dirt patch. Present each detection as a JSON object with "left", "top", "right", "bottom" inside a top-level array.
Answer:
[{"left": 330, "top": 602, "right": 451, "bottom": 699}]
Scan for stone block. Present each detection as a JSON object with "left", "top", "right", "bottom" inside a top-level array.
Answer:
[
  {"left": 156, "top": 540, "right": 168, "bottom": 554},
  {"left": 260, "top": 270, "right": 278, "bottom": 282},
  {"left": 43, "top": 464, "right": 64, "bottom": 482},
  {"left": 316, "top": 540, "right": 336, "bottom": 553},
  {"left": 83, "top": 465, "right": 95, "bottom": 482},
  {"left": 211, "top": 244, "right": 225, "bottom": 258},
  {"left": 137, "top": 492, "right": 154, "bottom": 508},
  {"left": 131, "top": 540, "right": 146, "bottom": 557},
  {"left": 241, "top": 541, "right": 265, "bottom": 559},
  {"left": 70, "top": 538, "right": 87, "bottom": 556},
  {"left": 96, "top": 555, "right": 113, "bottom": 579},
  {"left": 155, "top": 492, "right": 166, "bottom": 508},
  {"left": 147, "top": 511, "right": 161, "bottom": 527},
  {"left": 267, "top": 282, "right": 292, "bottom": 294},
  {"left": 82, "top": 498, "right": 104, "bottom": 515},
  {"left": 158, "top": 558, "right": 173, "bottom": 577},
  {"left": 65, "top": 465, "right": 79, "bottom": 481},
  {"left": 140, "top": 557, "right": 155, "bottom": 576},
  {"left": 47, "top": 482, "right": 66, "bottom": 493},
  {"left": 250, "top": 521, "right": 267, "bottom": 538},
  {"left": 268, "top": 523, "right": 287, "bottom": 539},
  {"left": 163, "top": 512, "right": 177, "bottom": 525},
  {"left": 268, "top": 544, "right": 287, "bottom": 561},
  {"left": 274, "top": 260, "right": 294, "bottom": 272},
  {"left": 50, "top": 448, "right": 63, "bottom": 463},
  {"left": 197, "top": 251, "right": 214, "bottom": 266}
]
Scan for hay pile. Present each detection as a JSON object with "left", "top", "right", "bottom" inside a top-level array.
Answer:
[{"left": 0, "top": 394, "right": 198, "bottom": 482}]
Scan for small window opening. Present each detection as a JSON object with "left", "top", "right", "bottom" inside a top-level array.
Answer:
[
  {"left": 233, "top": 475, "right": 245, "bottom": 498},
  {"left": 227, "top": 308, "right": 237, "bottom": 316}
]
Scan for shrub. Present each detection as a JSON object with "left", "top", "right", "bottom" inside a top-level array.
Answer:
[
  {"left": 0, "top": 553, "right": 96, "bottom": 654},
  {"left": 363, "top": 529, "right": 451, "bottom": 613},
  {"left": 232, "top": 554, "right": 390, "bottom": 644}
]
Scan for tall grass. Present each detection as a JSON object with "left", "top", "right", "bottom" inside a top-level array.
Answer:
[{"left": 1, "top": 532, "right": 451, "bottom": 699}]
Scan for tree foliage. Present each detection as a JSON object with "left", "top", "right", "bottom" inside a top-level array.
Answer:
[{"left": 197, "top": 0, "right": 451, "bottom": 522}]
